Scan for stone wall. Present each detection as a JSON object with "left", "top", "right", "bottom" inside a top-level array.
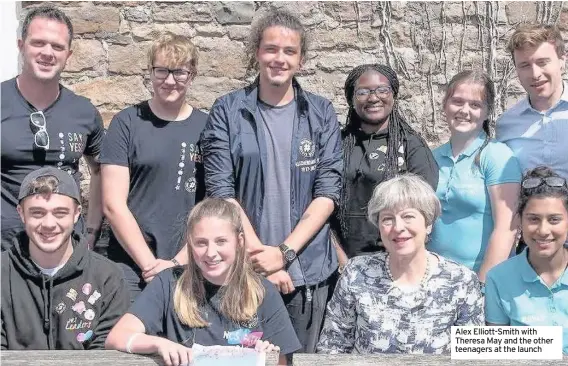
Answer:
[{"left": 20, "top": 1, "right": 568, "bottom": 197}]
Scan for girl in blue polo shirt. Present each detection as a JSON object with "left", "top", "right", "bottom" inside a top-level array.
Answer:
[
  {"left": 429, "top": 70, "right": 522, "bottom": 282},
  {"left": 485, "top": 167, "right": 568, "bottom": 354}
]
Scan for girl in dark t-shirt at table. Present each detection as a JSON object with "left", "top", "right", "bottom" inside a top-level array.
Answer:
[{"left": 105, "top": 198, "right": 301, "bottom": 366}]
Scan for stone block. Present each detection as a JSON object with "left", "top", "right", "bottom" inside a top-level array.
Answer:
[
  {"left": 213, "top": 2, "right": 255, "bottom": 25},
  {"left": 64, "top": 5, "right": 120, "bottom": 34},
  {"left": 154, "top": 2, "right": 212, "bottom": 23},
  {"left": 66, "top": 40, "right": 105, "bottom": 73},
  {"left": 69, "top": 76, "right": 151, "bottom": 109},
  {"left": 124, "top": 5, "right": 150, "bottom": 22},
  {"left": 315, "top": 52, "right": 380, "bottom": 73},
  {"left": 108, "top": 42, "right": 151, "bottom": 75},
  {"left": 226, "top": 25, "right": 250, "bottom": 41},
  {"left": 505, "top": 2, "right": 537, "bottom": 24},
  {"left": 131, "top": 23, "right": 195, "bottom": 41},
  {"left": 195, "top": 24, "right": 227, "bottom": 37},
  {"left": 195, "top": 37, "right": 247, "bottom": 79},
  {"left": 320, "top": 2, "right": 360, "bottom": 22},
  {"left": 311, "top": 27, "right": 379, "bottom": 51},
  {"left": 559, "top": 9, "right": 568, "bottom": 31},
  {"left": 186, "top": 76, "right": 246, "bottom": 110}
]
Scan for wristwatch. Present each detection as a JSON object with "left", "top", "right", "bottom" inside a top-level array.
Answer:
[
  {"left": 278, "top": 243, "right": 297, "bottom": 264},
  {"left": 171, "top": 258, "right": 181, "bottom": 266}
]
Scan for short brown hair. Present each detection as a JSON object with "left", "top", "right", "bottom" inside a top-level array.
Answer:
[
  {"left": 507, "top": 24, "right": 565, "bottom": 60},
  {"left": 23, "top": 175, "right": 60, "bottom": 198},
  {"left": 147, "top": 32, "right": 199, "bottom": 74}
]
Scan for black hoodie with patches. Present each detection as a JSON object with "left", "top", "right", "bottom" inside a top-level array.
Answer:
[{"left": 1, "top": 231, "right": 129, "bottom": 350}]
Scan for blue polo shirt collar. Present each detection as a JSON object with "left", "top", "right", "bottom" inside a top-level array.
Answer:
[
  {"left": 520, "top": 248, "right": 541, "bottom": 283},
  {"left": 520, "top": 247, "right": 568, "bottom": 286},
  {"left": 520, "top": 81, "right": 568, "bottom": 114},
  {"left": 441, "top": 130, "right": 487, "bottom": 159}
]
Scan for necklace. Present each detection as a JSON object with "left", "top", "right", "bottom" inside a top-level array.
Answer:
[{"left": 386, "top": 253, "right": 431, "bottom": 288}]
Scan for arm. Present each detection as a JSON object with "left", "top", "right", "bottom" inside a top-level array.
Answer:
[
  {"left": 105, "top": 271, "right": 192, "bottom": 365},
  {"left": 200, "top": 100, "right": 264, "bottom": 250},
  {"left": 316, "top": 263, "right": 356, "bottom": 354},
  {"left": 84, "top": 155, "right": 103, "bottom": 249},
  {"left": 477, "top": 144, "right": 522, "bottom": 282},
  {"left": 331, "top": 229, "right": 348, "bottom": 270},
  {"left": 83, "top": 108, "right": 105, "bottom": 249},
  {"left": 101, "top": 164, "right": 156, "bottom": 273},
  {"left": 105, "top": 313, "right": 193, "bottom": 365},
  {"left": 284, "top": 197, "right": 335, "bottom": 254},
  {"left": 405, "top": 134, "right": 439, "bottom": 189},
  {"left": 478, "top": 183, "right": 520, "bottom": 282},
  {"left": 227, "top": 198, "right": 263, "bottom": 250},
  {"left": 88, "top": 270, "right": 130, "bottom": 349},
  {"left": 454, "top": 271, "right": 485, "bottom": 326},
  {"left": 200, "top": 99, "right": 237, "bottom": 200}
]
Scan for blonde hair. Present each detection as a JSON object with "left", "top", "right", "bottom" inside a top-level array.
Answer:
[
  {"left": 507, "top": 24, "right": 565, "bottom": 60},
  {"left": 173, "top": 198, "right": 265, "bottom": 327},
  {"left": 147, "top": 32, "right": 199, "bottom": 73},
  {"left": 368, "top": 174, "right": 441, "bottom": 228}
]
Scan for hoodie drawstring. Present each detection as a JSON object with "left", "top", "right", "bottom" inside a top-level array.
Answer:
[
  {"left": 41, "top": 275, "right": 54, "bottom": 349},
  {"left": 41, "top": 276, "right": 49, "bottom": 332}
]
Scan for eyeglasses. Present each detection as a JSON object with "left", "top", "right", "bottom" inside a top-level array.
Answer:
[
  {"left": 152, "top": 67, "right": 192, "bottom": 82},
  {"left": 522, "top": 176, "right": 566, "bottom": 189},
  {"left": 29, "top": 111, "right": 49, "bottom": 150},
  {"left": 354, "top": 85, "right": 393, "bottom": 101}
]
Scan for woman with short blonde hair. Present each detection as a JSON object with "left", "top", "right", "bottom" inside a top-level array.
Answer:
[
  {"left": 105, "top": 198, "right": 301, "bottom": 365},
  {"left": 317, "top": 174, "right": 484, "bottom": 355}
]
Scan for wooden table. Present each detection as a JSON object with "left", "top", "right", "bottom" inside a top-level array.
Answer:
[{"left": 2, "top": 350, "right": 567, "bottom": 365}]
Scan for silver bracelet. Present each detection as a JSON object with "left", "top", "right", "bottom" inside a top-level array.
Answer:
[{"left": 126, "top": 333, "right": 141, "bottom": 354}]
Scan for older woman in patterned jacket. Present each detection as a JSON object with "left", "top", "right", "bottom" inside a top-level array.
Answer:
[{"left": 316, "top": 174, "right": 484, "bottom": 354}]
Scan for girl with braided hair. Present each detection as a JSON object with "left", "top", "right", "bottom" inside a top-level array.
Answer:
[
  {"left": 333, "top": 64, "right": 438, "bottom": 266},
  {"left": 429, "top": 70, "right": 522, "bottom": 283}
]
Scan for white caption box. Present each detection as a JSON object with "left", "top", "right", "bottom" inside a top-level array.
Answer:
[{"left": 451, "top": 326, "right": 563, "bottom": 360}]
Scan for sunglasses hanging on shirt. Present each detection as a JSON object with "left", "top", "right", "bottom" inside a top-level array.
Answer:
[{"left": 29, "top": 111, "right": 50, "bottom": 150}]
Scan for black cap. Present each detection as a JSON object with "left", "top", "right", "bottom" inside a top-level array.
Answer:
[{"left": 18, "top": 167, "right": 81, "bottom": 203}]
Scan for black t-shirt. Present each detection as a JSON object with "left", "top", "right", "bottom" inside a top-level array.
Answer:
[
  {"left": 338, "top": 128, "right": 438, "bottom": 257},
  {"left": 129, "top": 268, "right": 301, "bottom": 355},
  {"left": 98, "top": 102, "right": 207, "bottom": 266},
  {"left": 1, "top": 77, "right": 104, "bottom": 233}
]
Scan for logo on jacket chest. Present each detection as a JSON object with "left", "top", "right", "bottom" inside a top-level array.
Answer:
[{"left": 296, "top": 138, "right": 318, "bottom": 172}]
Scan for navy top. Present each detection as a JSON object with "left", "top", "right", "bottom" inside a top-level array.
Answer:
[
  {"left": 129, "top": 268, "right": 302, "bottom": 355},
  {"left": 99, "top": 102, "right": 207, "bottom": 266}
]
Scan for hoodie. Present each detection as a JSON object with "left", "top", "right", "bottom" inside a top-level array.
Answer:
[{"left": 1, "top": 231, "right": 129, "bottom": 350}]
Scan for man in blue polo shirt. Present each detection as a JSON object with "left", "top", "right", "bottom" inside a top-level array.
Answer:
[
  {"left": 496, "top": 24, "right": 567, "bottom": 178},
  {"left": 1, "top": 5, "right": 104, "bottom": 250}
]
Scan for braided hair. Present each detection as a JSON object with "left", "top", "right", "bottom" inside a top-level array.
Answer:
[{"left": 338, "top": 64, "right": 429, "bottom": 240}]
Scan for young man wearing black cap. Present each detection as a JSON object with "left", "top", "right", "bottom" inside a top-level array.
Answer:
[{"left": 1, "top": 167, "right": 129, "bottom": 350}]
